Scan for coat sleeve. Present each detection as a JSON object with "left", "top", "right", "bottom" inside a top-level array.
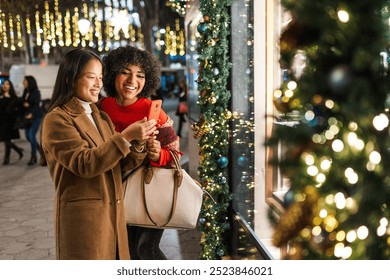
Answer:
[{"left": 41, "top": 110, "right": 145, "bottom": 178}]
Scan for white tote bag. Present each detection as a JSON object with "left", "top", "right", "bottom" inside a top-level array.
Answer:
[{"left": 123, "top": 151, "right": 204, "bottom": 229}]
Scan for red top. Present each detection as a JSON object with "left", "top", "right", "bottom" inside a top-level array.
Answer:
[{"left": 100, "top": 97, "right": 172, "bottom": 166}]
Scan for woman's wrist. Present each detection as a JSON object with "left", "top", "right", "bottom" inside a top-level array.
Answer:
[{"left": 131, "top": 140, "right": 146, "bottom": 153}]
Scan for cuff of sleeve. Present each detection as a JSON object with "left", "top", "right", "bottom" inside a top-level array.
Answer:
[{"left": 122, "top": 137, "right": 132, "bottom": 147}]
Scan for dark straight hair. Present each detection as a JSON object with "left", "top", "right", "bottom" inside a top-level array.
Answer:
[
  {"left": 22, "top": 76, "right": 39, "bottom": 101},
  {"left": 1, "top": 79, "right": 17, "bottom": 98},
  {"left": 48, "top": 48, "right": 103, "bottom": 112}
]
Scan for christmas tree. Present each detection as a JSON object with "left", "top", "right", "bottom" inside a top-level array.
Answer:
[{"left": 269, "top": 0, "right": 390, "bottom": 259}]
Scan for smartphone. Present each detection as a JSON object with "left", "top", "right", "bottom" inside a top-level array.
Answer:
[{"left": 147, "top": 99, "right": 162, "bottom": 122}]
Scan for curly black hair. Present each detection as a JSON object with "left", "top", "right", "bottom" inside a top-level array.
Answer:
[{"left": 102, "top": 46, "right": 161, "bottom": 98}]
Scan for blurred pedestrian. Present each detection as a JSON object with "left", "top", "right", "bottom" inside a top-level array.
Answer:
[
  {"left": 100, "top": 45, "right": 182, "bottom": 260},
  {"left": 40, "top": 48, "right": 157, "bottom": 259},
  {"left": 176, "top": 79, "right": 188, "bottom": 137},
  {"left": 22, "top": 76, "right": 43, "bottom": 165},
  {"left": 0, "top": 80, "right": 24, "bottom": 165}
]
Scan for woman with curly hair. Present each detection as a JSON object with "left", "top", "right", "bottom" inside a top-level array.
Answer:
[{"left": 100, "top": 45, "right": 181, "bottom": 260}]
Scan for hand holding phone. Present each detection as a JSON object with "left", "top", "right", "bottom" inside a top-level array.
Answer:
[{"left": 148, "top": 99, "right": 162, "bottom": 123}]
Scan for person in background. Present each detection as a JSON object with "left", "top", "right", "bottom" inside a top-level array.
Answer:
[
  {"left": 40, "top": 48, "right": 157, "bottom": 260},
  {"left": 22, "top": 76, "right": 43, "bottom": 165},
  {"left": 175, "top": 79, "right": 188, "bottom": 138},
  {"left": 0, "top": 80, "right": 24, "bottom": 165},
  {"left": 100, "top": 45, "right": 181, "bottom": 260}
]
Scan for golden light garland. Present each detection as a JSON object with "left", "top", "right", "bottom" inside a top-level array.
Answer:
[
  {"left": 155, "top": 19, "right": 186, "bottom": 56},
  {"left": 0, "top": 0, "right": 145, "bottom": 52}
]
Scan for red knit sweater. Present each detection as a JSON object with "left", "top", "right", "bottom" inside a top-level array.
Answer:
[{"left": 100, "top": 97, "right": 173, "bottom": 166}]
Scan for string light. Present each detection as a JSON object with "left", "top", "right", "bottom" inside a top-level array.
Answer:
[
  {"left": 167, "top": 0, "right": 191, "bottom": 16},
  {"left": 155, "top": 19, "right": 186, "bottom": 57},
  {"left": 0, "top": 1, "right": 145, "bottom": 52},
  {"left": 8, "top": 13, "right": 15, "bottom": 51}
]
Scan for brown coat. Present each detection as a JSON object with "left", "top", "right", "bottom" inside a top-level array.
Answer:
[{"left": 41, "top": 98, "right": 146, "bottom": 260}]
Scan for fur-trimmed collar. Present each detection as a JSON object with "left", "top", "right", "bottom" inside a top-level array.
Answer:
[{"left": 57, "top": 97, "right": 100, "bottom": 116}]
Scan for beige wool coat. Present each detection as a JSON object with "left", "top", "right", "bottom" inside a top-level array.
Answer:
[{"left": 41, "top": 98, "right": 146, "bottom": 260}]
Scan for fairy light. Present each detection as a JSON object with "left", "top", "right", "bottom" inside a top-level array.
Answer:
[
  {"left": 377, "top": 218, "right": 388, "bottom": 236},
  {"left": 334, "top": 192, "right": 347, "bottom": 209},
  {"left": 54, "top": 0, "right": 64, "bottom": 47},
  {"left": 335, "top": 231, "right": 345, "bottom": 242},
  {"left": 16, "top": 15, "right": 23, "bottom": 48},
  {"left": 344, "top": 167, "right": 358, "bottom": 184},
  {"left": 324, "top": 215, "right": 338, "bottom": 232},
  {"left": 50, "top": 12, "right": 56, "bottom": 46},
  {"left": 287, "top": 80, "right": 297, "bottom": 90},
  {"left": 8, "top": 13, "right": 15, "bottom": 51},
  {"left": 0, "top": 2, "right": 149, "bottom": 60},
  {"left": 44, "top": 1, "right": 51, "bottom": 41},
  {"left": 26, "top": 16, "right": 31, "bottom": 35},
  {"left": 64, "top": 9, "right": 72, "bottom": 47},
  {"left": 104, "top": 5, "right": 113, "bottom": 51},
  {"left": 72, "top": 7, "right": 80, "bottom": 47},
  {"left": 369, "top": 151, "right": 381, "bottom": 164},
  {"left": 137, "top": 27, "right": 144, "bottom": 49},
  {"left": 0, "top": 11, "right": 4, "bottom": 47},
  {"left": 79, "top": 3, "right": 90, "bottom": 46},
  {"left": 320, "top": 158, "right": 331, "bottom": 170},
  {"left": 332, "top": 139, "right": 344, "bottom": 152},
  {"left": 129, "top": 25, "right": 136, "bottom": 42},
  {"left": 307, "top": 165, "right": 319, "bottom": 176},
  {"left": 337, "top": 9, "right": 350, "bottom": 23},
  {"left": 373, "top": 113, "right": 389, "bottom": 131},
  {"left": 168, "top": 0, "right": 191, "bottom": 16},
  {"left": 35, "top": 11, "right": 42, "bottom": 46},
  {"left": 86, "top": 2, "right": 94, "bottom": 46}
]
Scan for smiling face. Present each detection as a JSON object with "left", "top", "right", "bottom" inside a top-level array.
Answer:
[
  {"left": 114, "top": 64, "right": 145, "bottom": 106},
  {"left": 74, "top": 58, "right": 103, "bottom": 103}
]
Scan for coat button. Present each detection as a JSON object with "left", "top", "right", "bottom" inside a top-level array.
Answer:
[{"left": 116, "top": 198, "right": 120, "bottom": 204}]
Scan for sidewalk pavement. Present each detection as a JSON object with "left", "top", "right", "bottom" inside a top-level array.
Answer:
[{"left": 0, "top": 98, "right": 200, "bottom": 260}]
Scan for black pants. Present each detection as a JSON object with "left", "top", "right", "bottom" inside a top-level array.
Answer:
[
  {"left": 127, "top": 225, "right": 167, "bottom": 260},
  {"left": 177, "top": 113, "right": 186, "bottom": 137},
  {"left": 3, "top": 140, "right": 23, "bottom": 162}
]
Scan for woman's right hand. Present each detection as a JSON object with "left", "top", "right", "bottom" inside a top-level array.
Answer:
[{"left": 121, "top": 117, "right": 157, "bottom": 142}]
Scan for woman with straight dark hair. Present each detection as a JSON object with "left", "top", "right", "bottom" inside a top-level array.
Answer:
[
  {"left": 0, "top": 79, "right": 24, "bottom": 164},
  {"left": 22, "top": 75, "right": 43, "bottom": 165},
  {"left": 40, "top": 48, "right": 157, "bottom": 260}
]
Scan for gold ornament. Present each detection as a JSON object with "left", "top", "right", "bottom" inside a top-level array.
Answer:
[
  {"left": 272, "top": 186, "right": 319, "bottom": 247},
  {"left": 224, "top": 110, "right": 232, "bottom": 119},
  {"left": 208, "top": 39, "right": 216, "bottom": 46},
  {"left": 232, "top": 111, "right": 240, "bottom": 119},
  {"left": 209, "top": 96, "right": 217, "bottom": 104}
]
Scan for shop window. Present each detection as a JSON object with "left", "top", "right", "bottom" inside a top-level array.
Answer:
[{"left": 265, "top": 1, "right": 293, "bottom": 213}]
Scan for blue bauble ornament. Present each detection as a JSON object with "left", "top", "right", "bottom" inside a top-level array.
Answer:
[
  {"left": 217, "top": 156, "right": 228, "bottom": 168},
  {"left": 283, "top": 188, "right": 296, "bottom": 208},
  {"left": 197, "top": 22, "right": 207, "bottom": 33},
  {"left": 199, "top": 217, "right": 206, "bottom": 224},
  {"left": 237, "top": 156, "right": 249, "bottom": 167}
]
